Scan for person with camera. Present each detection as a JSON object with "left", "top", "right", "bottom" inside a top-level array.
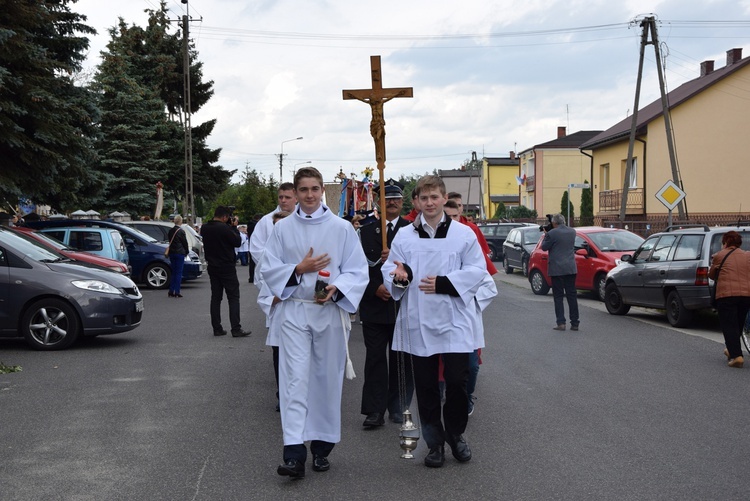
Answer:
[
  {"left": 200, "top": 205, "right": 250, "bottom": 337},
  {"left": 541, "top": 213, "right": 579, "bottom": 331}
]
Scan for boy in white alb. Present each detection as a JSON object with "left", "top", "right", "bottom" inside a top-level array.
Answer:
[
  {"left": 260, "top": 167, "right": 368, "bottom": 479},
  {"left": 382, "top": 175, "right": 496, "bottom": 468}
]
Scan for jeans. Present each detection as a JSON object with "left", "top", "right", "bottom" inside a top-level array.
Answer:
[
  {"left": 467, "top": 349, "right": 480, "bottom": 398},
  {"left": 168, "top": 254, "right": 185, "bottom": 294},
  {"left": 551, "top": 274, "right": 579, "bottom": 326}
]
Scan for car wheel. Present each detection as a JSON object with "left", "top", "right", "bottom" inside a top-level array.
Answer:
[
  {"left": 522, "top": 257, "right": 529, "bottom": 277},
  {"left": 144, "top": 262, "right": 171, "bottom": 289},
  {"left": 529, "top": 270, "right": 550, "bottom": 295},
  {"left": 21, "top": 298, "right": 80, "bottom": 350},
  {"left": 604, "top": 282, "right": 631, "bottom": 315},
  {"left": 594, "top": 273, "right": 607, "bottom": 302},
  {"left": 503, "top": 256, "right": 513, "bottom": 274},
  {"left": 666, "top": 290, "right": 693, "bottom": 327},
  {"left": 488, "top": 245, "right": 498, "bottom": 261}
]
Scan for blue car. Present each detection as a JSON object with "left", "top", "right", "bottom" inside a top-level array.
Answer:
[{"left": 27, "top": 219, "right": 202, "bottom": 289}]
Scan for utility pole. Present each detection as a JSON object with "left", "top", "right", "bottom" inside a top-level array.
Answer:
[
  {"left": 621, "top": 16, "right": 685, "bottom": 221},
  {"left": 180, "top": 0, "right": 195, "bottom": 225}
]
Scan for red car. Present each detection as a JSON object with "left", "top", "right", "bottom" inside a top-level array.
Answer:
[
  {"left": 11, "top": 226, "right": 130, "bottom": 275},
  {"left": 527, "top": 227, "right": 644, "bottom": 301}
]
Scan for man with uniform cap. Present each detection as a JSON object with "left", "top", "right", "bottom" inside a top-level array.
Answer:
[{"left": 359, "top": 178, "right": 414, "bottom": 427}]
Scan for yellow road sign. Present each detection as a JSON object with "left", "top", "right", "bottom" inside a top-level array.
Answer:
[{"left": 655, "top": 180, "right": 686, "bottom": 211}]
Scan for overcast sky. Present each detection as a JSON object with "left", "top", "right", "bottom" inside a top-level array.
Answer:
[{"left": 73, "top": 0, "right": 750, "bottom": 185}]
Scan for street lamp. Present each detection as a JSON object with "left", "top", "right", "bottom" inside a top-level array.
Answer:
[
  {"left": 293, "top": 161, "right": 312, "bottom": 176},
  {"left": 279, "top": 137, "right": 303, "bottom": 182}
]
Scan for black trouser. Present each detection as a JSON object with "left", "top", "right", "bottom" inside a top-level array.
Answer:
[
  {"left": 412, "top": 352, "right": 469, "bottom": 448},
  {"left": 272, "top": 346, "right": 279, "bottom": 400},
  {"left": 248, "top": 258, "right": 256, "bottom": 283},
  {"left": 360, "top": 321, "right": 414, "bottom": 417},
  {"left": 208, "top": 266, "right": 241, "bottom": 332},
  {"left": 716, "top": 296, "right": 750, "bottom": 359},
  {"left": 284, "top": 441, "right": 334, "bottom": 463},
  {"left": 551, "top": 274, "right": 579, "bottom": 326}
]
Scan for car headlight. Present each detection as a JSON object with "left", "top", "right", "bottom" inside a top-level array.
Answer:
[{"left": 71, "top": 280, "right": 122, "bottom": 294}]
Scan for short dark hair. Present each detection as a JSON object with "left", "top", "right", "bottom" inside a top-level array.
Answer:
[
  {"left": 279, "top": 182, "right": 294, "bottom": 192},
  {"left": 723, "top": 230, "right": 743, "bottom": 248},
  {"left": 411, "top": 190, "right": 418, "bottom": 200},
  {"left": 447, "top": 192, "right": 462, "bottom": 200},
  {"left": 294, "top": 167, "right": 323, "bottom": 189},
  {"left": 214, "top": 205, "right": 232, "bottom": 218},
  {"left": 444, "top": 199, "right": 460, "bottom": 210}
]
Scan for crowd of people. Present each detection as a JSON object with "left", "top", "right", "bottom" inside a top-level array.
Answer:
[{"left": 226, "top": 167, "right": 500, "bottom": 479}]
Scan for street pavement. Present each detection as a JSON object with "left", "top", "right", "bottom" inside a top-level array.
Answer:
[{"left": 1, "top": 266, "right": 749, "bottom": 500}]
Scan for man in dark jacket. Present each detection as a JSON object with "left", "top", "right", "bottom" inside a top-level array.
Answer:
[
  {"left": 359, "top": 179, "right": 413, "bottom": 427},
  {"left": 200, "top": 206, "right": 250, "bottom": 337},
  {"left": 541, "top": 213, "right": 579, "bottom": 331}
]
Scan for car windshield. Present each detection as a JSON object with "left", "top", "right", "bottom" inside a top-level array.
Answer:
[
  {"left": 121, "top": 225, "right": 157, "bottom": 243},
  {"left": 0, "top": 228, "right": 67, "bottom": 262},
  {"left": 25, "top": 230, "right": 70, "bottom": 250},
  {"left": 588, "top": 231, "right": 644, "bottom": 251}
]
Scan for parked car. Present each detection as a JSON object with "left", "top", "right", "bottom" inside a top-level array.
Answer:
[
  {"left": 502, "top": 226, "right": 544, "bottom": 276},
  {"left": 120, "top": 220, "right": 205, "bottom": 268},
  {"left": 604, "top": 224, "right": 750, "bottom": 327},
  {"left": 27, "top": 225, "right": 129, "bottom": 266},
  {"left": 26, "top": 219, "right": 203, "bottom": 289},
  {"left": 0, "top": 226, "right": 143, "bottom": 350},
  {"left": 476, "top": 223, "right": 527, "bottom": 261},
  {"left": 527, "top": 227, "right": 645, "bottom": 301},
  {"left": 11, "top": 226, "right": 130, "bottom": 275}
]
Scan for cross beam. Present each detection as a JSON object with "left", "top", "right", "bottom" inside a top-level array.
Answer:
[{"left": 343, "top": 55, "right": 413, "bottom": 248}]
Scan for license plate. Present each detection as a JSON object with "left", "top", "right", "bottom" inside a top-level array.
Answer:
[{"left": 135, "top": 300, "right": 144, "bottom": 312}]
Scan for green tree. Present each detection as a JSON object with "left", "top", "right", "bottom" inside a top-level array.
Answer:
[
  {"left": 561, "top": 191, "right": 575, "bottom": 225},
  {"left": 507, "top": 205, "right": 538, "bottom": 219},
  {"left": 92, "top": 23, "right": 173, "bottom": 215},
  {"left": 0, "top": 0, "right": 101, "bottom": 210},
  {"left": 493, "top": 202, "right": 506, "bottom": 219},
  {"left": 580, "top": 179, "right": 594, "bottom": 226}
]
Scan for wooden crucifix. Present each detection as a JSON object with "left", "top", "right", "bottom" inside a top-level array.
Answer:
[{"left": 343, "top": 55, "right": 413, "bottom": 249}]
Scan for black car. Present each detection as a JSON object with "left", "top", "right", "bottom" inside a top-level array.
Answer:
[
  {"left": 501, "top": 225, "right": 543, "bottom": 276},
  {"left": 0, "top": 226, "right": 143, "bottom": 350},
  {"left": 476, "top": 223, "right": 527, "bottom": 261}
]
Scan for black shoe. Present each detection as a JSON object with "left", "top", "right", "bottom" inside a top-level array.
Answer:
[
  {"left": 213, "top": 329, "right": 227, "bottom": 336},
  {"left": 231, "top": 329, "right": 251, "bottom": 337},
  {"left": 570, "top": 324, "right": 579, "bottom": 331},
  {"left": 168, "top": 292, "right": 174, "bottom": 297},
  {"left": 446, "top": 434, "right": 472, "bottom": 462},
  {"left": 312, "top": 455, "right": 330, "bottom": 472},
  {"left": 363, "top": 412, "right": 385, "bottom": 427},
  {"left": 424, "top": 446, "right": 445, "bottom": 467},
  {"left": 277, "top": 459, "right": 305, "bottom": 479},
  {"left": 388, "top": 412, "right": 404, "bottom": 424}
]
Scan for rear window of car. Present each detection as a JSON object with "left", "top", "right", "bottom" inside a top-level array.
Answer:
[
  {"left": 70, "top": 231, "right": 103, "bottom": 252},
  {"left": 673, "top": 234, "right": 703, "bottom": 261},
  {"left": 479, "top": 226, "right": 495, "bottom": 237}
]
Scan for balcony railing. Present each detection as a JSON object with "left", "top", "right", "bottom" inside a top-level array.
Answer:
[{"left": 599, "top": 188, "right": 644, "bottom": 214}]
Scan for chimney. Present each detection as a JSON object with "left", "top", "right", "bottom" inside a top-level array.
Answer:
[
  {"left": 557, "top": 126, "right": 566, "bottom": 139},
  {"left": 509, "top": 151, "right": 516, "bottom": 160},
  {"left": 700, "top": 60, "right": 714, "bottom": 76},
  {"left": 727, "top": 48, "right": 743, "bottom": 65}
]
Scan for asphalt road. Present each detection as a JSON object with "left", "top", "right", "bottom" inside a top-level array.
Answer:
[{"left": 1, "top": 268, "right": 748, "bottom": 500}]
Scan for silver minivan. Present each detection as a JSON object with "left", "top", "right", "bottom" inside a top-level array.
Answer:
[{"left": 604, "top": 224, "right": 750, "bottom": 327}]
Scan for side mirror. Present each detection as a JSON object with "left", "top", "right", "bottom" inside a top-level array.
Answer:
[
  {"left": 620, "top": 254, "right": 632, "bottom": 263},
  {"left": 575, "top": 248, "right": 588, "bottom": 257}
]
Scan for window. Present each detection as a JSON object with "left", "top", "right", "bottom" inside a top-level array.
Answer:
[
  {"left": 633, "top": 236, "right": 658, "bottom": 263},
  {"left": 650, "top": 235, "right": 677, "bottom": 262},
  {"left": 629, "top": 158, "right": 638, "bottom": 188},
  {"left": 673, "top": 235, "right": 703, "bottom": 261},
  {"left": 600, "top": 164, "right": 610, "bottom": 191},
  {"left": 70, "top": 231, "right": 103, "bottom": 252}
]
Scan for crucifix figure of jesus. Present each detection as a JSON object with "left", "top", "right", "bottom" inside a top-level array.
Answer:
[{"left": 343, "top": 55, "right": 413, "bottom": 247}]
